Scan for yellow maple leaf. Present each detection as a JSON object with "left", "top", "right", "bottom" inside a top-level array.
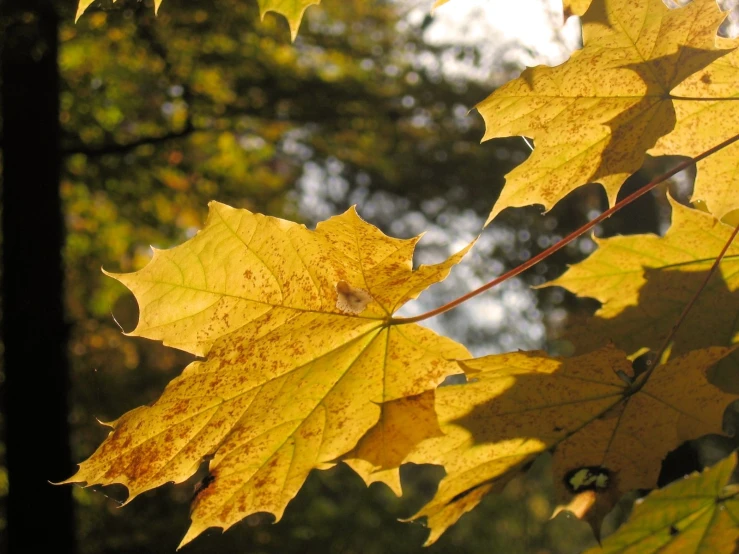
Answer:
[
  {"left": 478, "top": 0, "right": 732, "bottom": 223},
  {"left": 650, "top": 41, "right": 739, "bottom": 221},
  {"left": 405, "top": 345, "right": 737, "bottom": 544},
  {"left": 75, "top": 0, "right": 318, "bottom": 39},
  {"left": 63, "top": 202, "right": 471, "bottom": 547},
  {"left": 547, "top": 200, "right": 739, "bottom": 384},
  {"left": 586, "top": 453, "right": 739, "bottom": 554}
]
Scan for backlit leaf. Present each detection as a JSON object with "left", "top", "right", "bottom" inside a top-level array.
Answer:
[
  {"left": 64, "top": 203, "right": 471, "bottom": 546},
  {"left": 650, "top": 42, "right": 739, "bottom": 220},
  {"left": 478, "top": 0, "right": 732, "bottom": 222},
  {"left": 586, "top": 453, "right": 739, "bottom": 554},
  {"left": 547, "top": 200, "right": 739, "bottom": 385},
  {"left": 406, "top": 345, "right": 737, "bottom": 543},
  {"left": 343, "top": 390, "right": 443, "bottom": 496}
]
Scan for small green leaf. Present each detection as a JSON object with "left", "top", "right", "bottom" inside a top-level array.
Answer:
[{"left": 588, "top": 453, "right": 739, "bottom": 554}]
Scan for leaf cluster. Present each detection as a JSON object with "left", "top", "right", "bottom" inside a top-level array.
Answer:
[{"left": 69, "top": 0, "right": 739, "bottom": 552}]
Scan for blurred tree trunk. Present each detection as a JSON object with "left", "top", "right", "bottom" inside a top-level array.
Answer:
[{"left": 1, "top": 0, "right": 75, "bottom": 552}]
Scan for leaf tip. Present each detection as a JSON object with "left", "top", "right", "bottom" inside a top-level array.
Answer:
[
  {"left": 178, "top": 522, "right": 210, "bottom": 550},
  {"left": 485, "top": 205, "right": 503, "bottom": 226},
  {"left": 50, "top": 473, "right": 80, "bottom": 487}
]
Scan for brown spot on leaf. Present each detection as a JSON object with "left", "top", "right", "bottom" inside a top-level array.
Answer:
[{"left": 335, "top": 281, "right": 372, "bottom": 314}]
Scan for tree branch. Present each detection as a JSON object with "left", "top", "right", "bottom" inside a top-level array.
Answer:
[{"left": 61, "top": 124, "right": 196, "bottom": 157}]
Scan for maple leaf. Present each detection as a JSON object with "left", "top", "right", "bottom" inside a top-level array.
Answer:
[
  {"left": 547, "top": 200, "right": 739, "bottom": 387},
  {"left": 405, "top": 345, "right": 737, "bottom": 544},
  {"left": 586, "top": 453, "right": 739, "bottom": 554},
  {"left": 63, "top": 202, "right": 471, "bottom": 547},
  {"left": 75, "top": 0, "right": 319, "bottom": 39},
  {"left": 650, "top": 42, "right": 739, "bottom": 221},
  {"left": 478, "top": 0, "right": 733, "bottom": 223}
]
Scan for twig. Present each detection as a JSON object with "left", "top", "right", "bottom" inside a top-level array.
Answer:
[
  {"left": 62, "top": 125, "right": 196, "bottom": 157},
  {"left": 391, "top": 131, "right": 739, "bottom": 325},
  {"left": 636, "top": 219, "right": 739, "bottom": 386}
]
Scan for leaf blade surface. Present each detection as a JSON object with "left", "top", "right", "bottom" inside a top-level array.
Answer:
[
  {"left": 406, "top": 346, "right": 737, "bottom": 542},
  {"left": 586, "top": 453, "right": 739, "bottom": 554},
  {"left": 65, "top": 204, "right": 471, "bottom": 546},
  {"left": 479, "top": 0, "right": 732, "bottom": 222}
]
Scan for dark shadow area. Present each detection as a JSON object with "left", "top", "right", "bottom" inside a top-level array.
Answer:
[
  {"left": 436, "top": 346, "right": 737, "bottom": 537},
  {"left": 567, "top": 267, "right": 739, "bottom": 391}
]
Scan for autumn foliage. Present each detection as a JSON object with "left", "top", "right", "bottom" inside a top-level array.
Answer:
[{"left": 68, "top": 0, "right": 739, "bottom": 552}]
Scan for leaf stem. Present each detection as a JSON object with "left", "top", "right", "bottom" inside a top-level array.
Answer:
[
  {"left": 670, "top": 95, "right": 739, "bottom": 102},
  {"left": 636, "top": 219, "right": 739, "bottom": 386},
  {"left": 390, "top": 132, "right": 739, "bottom": 326}
]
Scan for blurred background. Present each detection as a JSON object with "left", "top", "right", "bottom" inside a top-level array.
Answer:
[{"left": 1, "top": 0, "right": 732, "bottom": 553}]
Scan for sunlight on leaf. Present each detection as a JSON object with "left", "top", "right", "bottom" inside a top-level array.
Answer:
[
  {"left": 343, "top": 390, "right": 443, "bottom": 496},
  {"left": 547, "top": 200, "right": 739, "bottom": 386},
  {"left": 650, "top": 42, "right": 739, "bottom": 220},
  {"left": 405, "top": 345, "right": 737, "bottom": 543},
  {"left": 563, "top": 0, "right": 593, "bottom": 18},
  {"left": 64, "top": 203, "right": 472, "bottom": 547},
  {"left": 586, "top": 453, "right": 739, "bottom": 554},
  {"left": 479, "top": 0, "right": 732, "bottom": 223}
]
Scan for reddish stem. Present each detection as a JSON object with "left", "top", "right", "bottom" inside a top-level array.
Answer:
[{"left": 391, "top": 132, "right": 739, "bottom": 325}]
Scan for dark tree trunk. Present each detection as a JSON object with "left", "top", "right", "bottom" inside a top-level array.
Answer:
[{"left": 1, "top": 0, "right": 75, "bottom": 552}]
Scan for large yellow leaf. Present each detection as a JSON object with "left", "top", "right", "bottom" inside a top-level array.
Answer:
[
  {"left": 405, "top": 345, "right": 737, "bottom": 543},
  {"left": 586, "top": 453, "right": 739, "bottom": 554},
  {"left": 547, "top": 200, "right": 739, "bottom": 382},
  {"left": 479, "top": 0, "right": 732, "bottom": 222},
  {"left": 650, "top": 42, "right": 739, "bottom": 221},
  {"left": 64, "top": 203, "right": 471, "bottom": 546},
  {"left": 75, "top": 0, "right": 318, "bottom": 39}
]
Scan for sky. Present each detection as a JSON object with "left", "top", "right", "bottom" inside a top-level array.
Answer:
[{"left": 417, "top": 0, "right": 582, "bottom": 68}]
